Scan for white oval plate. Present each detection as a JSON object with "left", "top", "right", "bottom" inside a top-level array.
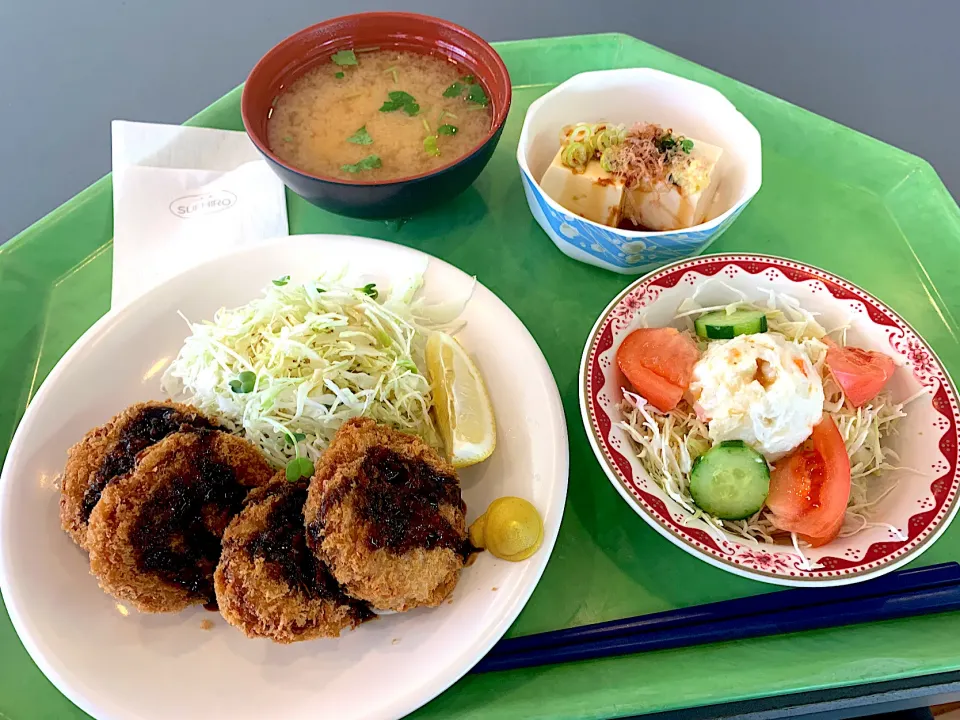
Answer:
[
  {"left": 0, "top": 235, "right": 568, "bottom": 720},
  {"left": 580, "top": 253, "right": 959, "bottom": 586}
]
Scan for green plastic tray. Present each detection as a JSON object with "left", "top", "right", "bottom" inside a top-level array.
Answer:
[{"left": 2, "top": 33, "right": 960, "bottom": 720}]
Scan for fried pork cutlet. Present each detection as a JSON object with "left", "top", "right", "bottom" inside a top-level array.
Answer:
[
  {"left": 215, "top": 474, "right": 373, "bottom": 643},
  {"left": 304, "top": 418, "right": 470, "bottom": 612},
  {"left": 87, "top": 430, "right": 272, "bottom": 613},
  {"left": 60, "top": 401, "right": 217, "bottom": 549}
]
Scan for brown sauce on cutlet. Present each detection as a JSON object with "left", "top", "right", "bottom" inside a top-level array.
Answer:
[
  {"left": 130, "top": 431, "right": 245, "bottom": 605},
  {"left": 332, "top": 447, "right": 469, "bottom": 556},
  {"left": 82, "top": 405, "right": 216, "bottom": 522},
  {"left": 245, "top": 481, "right": 372, "bottom": 622}
]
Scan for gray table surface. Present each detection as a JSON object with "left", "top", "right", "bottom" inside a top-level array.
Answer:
[{"left": 1, "top": 0, "right": 958, "bottom": 244}]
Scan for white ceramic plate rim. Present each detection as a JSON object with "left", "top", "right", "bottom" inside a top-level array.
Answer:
[
  {"left": 516, "top": 67, "right": 763, "bottom": 238},
  {"left": 578, "top": 252, "right": 960, "bottom": 587},
  {"left": 0, "top": 234, "right": 569, "bottom": 720}
]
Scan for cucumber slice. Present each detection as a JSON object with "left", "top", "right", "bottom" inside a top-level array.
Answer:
[
  {"left": 694, "top": 309, "right": 768, "bottom": 339},
  {"left": 689, "top": 440, "right": 770, "bottom": 520}
]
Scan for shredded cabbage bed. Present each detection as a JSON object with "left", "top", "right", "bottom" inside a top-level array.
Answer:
[
  {"left": 618, "top": 283, "right": 922, "bottom": 554},
  {"left": 161, "top": 272, "right": 465, "bottom": 468}
]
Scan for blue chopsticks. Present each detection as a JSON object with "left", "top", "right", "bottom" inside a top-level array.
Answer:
[{"left": 473, "top": 562, "right": 960, "bottom": 674}]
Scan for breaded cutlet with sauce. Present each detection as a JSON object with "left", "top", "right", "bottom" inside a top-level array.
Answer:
[
  {"left": 87, "top": 430, "right": 272, "bottom": 613},
  {"left": 304, "top": 418, "right": 472, "bottom": 613},
  {"left": 215, "top": 474, "right": 373, "bottom": 643},
  {"left": 60, "top": 401, "right": 217, "bottom": 549}
]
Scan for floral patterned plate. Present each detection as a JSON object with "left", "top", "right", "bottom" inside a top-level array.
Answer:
[{"left": 579, "top": 253, "right": 960, "bottom": 585}]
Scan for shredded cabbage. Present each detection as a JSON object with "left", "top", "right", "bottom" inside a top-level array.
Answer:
[
  {"left": 161, "top": 272, "right": 467, "bottom": 467},
  {"left": 618, "top": 286, "right": 921, "bottom": 556}
]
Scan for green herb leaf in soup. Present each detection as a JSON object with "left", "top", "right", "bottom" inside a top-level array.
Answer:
[
  {"left": 340, "top": 155, "right": 382, "bottom": 173},
  {"left": 466, "top": 83, "right": 489, "bottom": 106},
  {"left": 443, "top": 76, "right": 480, "bottom": 101},
  {"left": 423, "top": 135, "right": 440, "bottom": 157},
  {"left": 379, "top": 90, "right": 419, "bottom": 116},
  {"left": 335, "top": 71, "right": 345, "bottom": 79},
  {"left": 347, "top": 125, "right": 373, "bottom": 145},
  {"left": 437, "top": 124, "right": 458, "bottom": 136},
  {"left": 331, "top": 49, "right": 358, "bottom": 66},
  {"left": 443, "top": 81, "right": 465, "bottom": 98}
]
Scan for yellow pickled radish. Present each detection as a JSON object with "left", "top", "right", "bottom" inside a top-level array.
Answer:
[{"left": 468, "top": 497, "right": 543, "bottom": 562}]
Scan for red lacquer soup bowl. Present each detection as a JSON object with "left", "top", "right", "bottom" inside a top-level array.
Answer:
[{"left": 242, "top": 12, "right": 511, "bottom": 219}]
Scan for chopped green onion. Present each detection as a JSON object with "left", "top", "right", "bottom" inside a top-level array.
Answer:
[
  {"left": 423, "top": 135, "right": 440, "bottom": 157},
  {"left": 437, "top": 124, "right": 458, "bottom": 136},
  {"left": 561, "top": 142, "right": 590, "bottom": 172},
  {"left": 594, "top": 125, "right": 625, "bottom": 152},
  {"left": 358, "top": 283, "right": 379, "bottom": 299},
  {"left": 422, "top": 117, "right": 431, "bottom": 133},
  {"left": 600, "top": 147, "right": 618, "bottom": 172},
  {"left": 335, "top": 71, "right": 345, "bottom": 79}
]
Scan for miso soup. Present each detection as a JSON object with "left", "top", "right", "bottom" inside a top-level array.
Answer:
[{"left": 268, "top": 49, "right": 493, "bottom": 181}]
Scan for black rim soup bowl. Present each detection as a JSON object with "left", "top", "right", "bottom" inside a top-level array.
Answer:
[{"left": 241, "top": 12, "right": 512, "bottom": 220}]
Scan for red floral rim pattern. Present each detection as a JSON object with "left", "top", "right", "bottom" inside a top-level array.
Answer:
[{"left": 582, "top": 254, "right": 960, "bottom": 581}]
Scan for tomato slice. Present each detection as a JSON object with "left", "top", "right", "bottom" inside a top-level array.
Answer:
[
  {"left": 766, "top": 416, "right": 851, "bottom": 543},
  {"left": 799, "top": 511, "right": 846, "bottom": 548},
  {"left": 826, "top": 344, "right": 896, "bottom": 408},
  {"left": 616, "top": 328, "right": 699, "bottom": 412}
]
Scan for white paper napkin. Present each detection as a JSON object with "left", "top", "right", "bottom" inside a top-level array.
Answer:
[{"left": 111, "top": 120, "right": 288, "bottom": 308}]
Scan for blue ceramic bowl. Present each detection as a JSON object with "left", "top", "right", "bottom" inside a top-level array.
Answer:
[
  {"left": 517, "top": 68, "right": 762, "bottom": 274},
  {"left": 242, "top": 12, "right": 511, "bottom": 220}
]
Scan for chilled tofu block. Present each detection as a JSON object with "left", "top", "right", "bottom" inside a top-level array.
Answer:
[
  {"left": 539, "top": 151, "right": 625, "bottom": 227},
  {"left": 622, "top": 139, "right": 724, "bottom": 231}
]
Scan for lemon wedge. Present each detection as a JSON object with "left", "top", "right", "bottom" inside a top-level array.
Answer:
[{"left": 425, "top": 331, "right": 496, "bottom": 468}]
